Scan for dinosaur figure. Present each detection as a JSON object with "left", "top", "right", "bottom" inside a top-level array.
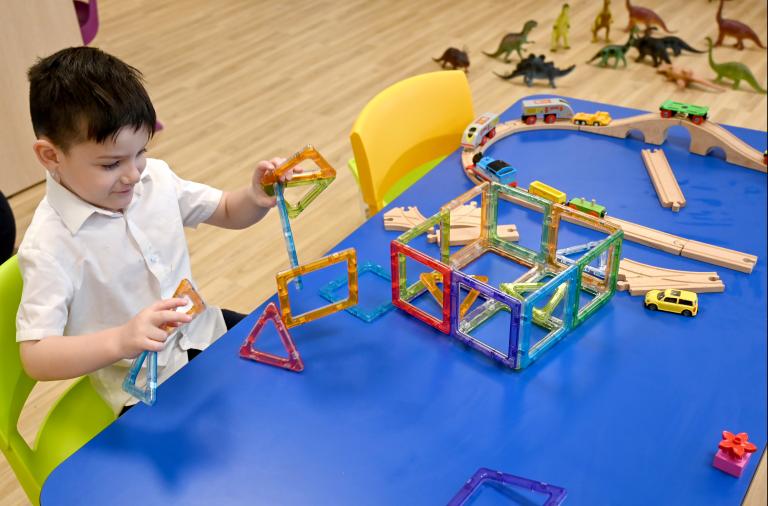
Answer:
[
  {"left": 644, "top": 27, "right": 704, "bottom": 55},
  {"left": 705, "top": 37, "right": 767, "bottom": 93},
  {"left": 715, "top": 0, "right": 766, "bottom": 50},
  {"left": 483, "top": 20, "right": 538, "bottom": 62},
  {"left": 591, "top": 0, "right": 614, "bottom": 42},
  {"left": 433, "top": 47, "right": 470, "bottom": 72},
  {"left": 631, "top": 28, "right": 672, "bottom": 67},
  {"left": 656, "top": 63, "right": 726, "bottom": 92},
  {"left": 495, "top": 54, "right": 575, "bottom": 88},
  {"left": 551, "top": 3, "right": 571, "bottom": 51},
  {"left": 624, "top": 0, "right": 674, "bottom": 34},
  {"left": 587, "top": 32, "right": 634, "bottom": 68}
]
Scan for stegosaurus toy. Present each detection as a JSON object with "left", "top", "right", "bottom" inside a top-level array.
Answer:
[{"left": 495, "top": 54, "right": 575, "bottom": 88}]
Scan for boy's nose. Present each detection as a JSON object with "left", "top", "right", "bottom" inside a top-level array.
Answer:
[{"left": 120, "top": 164, "right": 141, "bottom": 185}]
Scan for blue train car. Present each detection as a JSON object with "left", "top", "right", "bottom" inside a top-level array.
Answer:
[{"left": 472, "top": 154, "right": 518, "bottom": 186}]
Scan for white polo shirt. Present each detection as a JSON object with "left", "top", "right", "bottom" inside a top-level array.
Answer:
[{"left": 16, "top": 158, "right": 227, "bottom": 413}]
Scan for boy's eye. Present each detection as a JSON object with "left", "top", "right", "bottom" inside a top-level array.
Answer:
[{"left": 102, "top": 161, "right": 120, "bottom": 170}]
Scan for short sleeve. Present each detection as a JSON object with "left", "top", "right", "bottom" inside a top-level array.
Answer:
[
  {"left": 16, "top": 248, "right": 73, "bottom": 341},
  {"left": 165, "top": 163, "right": 223, "bottom": 228}
]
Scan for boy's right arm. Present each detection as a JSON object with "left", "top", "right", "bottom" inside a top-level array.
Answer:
[{"left": 19, "top": 298, "right": 192, "bottom": 381}]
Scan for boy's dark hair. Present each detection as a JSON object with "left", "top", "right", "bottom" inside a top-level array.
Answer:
[{"left": 28, "top": 47, "right": 156, "bottom": 151}]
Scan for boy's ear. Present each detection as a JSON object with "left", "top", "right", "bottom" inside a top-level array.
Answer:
[{"left": 32, "top": 138, "right": 63, "bottom": 181}]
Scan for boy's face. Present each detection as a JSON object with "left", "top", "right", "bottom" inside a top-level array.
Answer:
[{"left": 42, "top": 127, "right": 150, "bottom": 212}]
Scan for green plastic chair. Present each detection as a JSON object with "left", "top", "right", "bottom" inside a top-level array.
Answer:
[{"left": 0, "top": 256, "right": 116, "bottom": 505}]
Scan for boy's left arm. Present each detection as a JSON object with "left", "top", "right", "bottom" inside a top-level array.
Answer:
[{"left": 205, "top": 158, "right": 295, "bottom": 229}]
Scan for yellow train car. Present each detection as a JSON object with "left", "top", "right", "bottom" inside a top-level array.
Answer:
[{"left": 528, "top": 180, "right": 567, "bottom": 204}]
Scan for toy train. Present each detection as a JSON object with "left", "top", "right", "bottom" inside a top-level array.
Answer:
[
  {"left": 529, "top": 180, "right": 607, "bottom": 217},
  {"left": 521, "top": 98, "right": 574, "bottom": 125},
  {"left": 470, "top": 152, "right": 518, "bottom": 186},
  {"left": 659, "top": 100, "right": 709, "bottom": 125},
  {"left": 461, "top": 113, "right": 500, "bottom": 149}
]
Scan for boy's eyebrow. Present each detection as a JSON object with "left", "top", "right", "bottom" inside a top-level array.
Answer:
[{"left": 94, "top": 147, "right": 147, "bottom": 160}]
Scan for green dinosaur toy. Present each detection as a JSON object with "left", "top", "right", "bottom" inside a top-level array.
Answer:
[
  {"left": 587, "top": 32, "right": 635, "bottom": 68},
  {"left": 551, "top": 3, "right": 571, "bottom": 51},
  {"left": 484, "top": 20, "right": 538, "bottom": 62},
  {"left": 705, "top": 37, "right": 767, "bottom": 94}
]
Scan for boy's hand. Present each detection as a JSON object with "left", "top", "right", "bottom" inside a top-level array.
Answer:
[
  {"left": 117, "top": 298, "right": 193, "bottom": 358},
  {"left": 250, "top": 157, "right": 302, "bottom": 208}
]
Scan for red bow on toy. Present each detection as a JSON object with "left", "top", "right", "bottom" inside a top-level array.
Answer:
[{"left": 719, "top": 431, "right": 757, "bottom": 458}]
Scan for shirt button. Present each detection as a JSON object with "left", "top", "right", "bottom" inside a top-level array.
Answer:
[{"left": 149, "top": 255, "right": 159, "bottom": 263}]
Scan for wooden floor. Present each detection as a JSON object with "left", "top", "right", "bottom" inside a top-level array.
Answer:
[{"left": 3, "top": 0, "right": 766, "bottom": 504}]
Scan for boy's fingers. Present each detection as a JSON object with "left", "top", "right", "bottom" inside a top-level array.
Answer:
[
  {"left": 154, "top": 310, "right": 193, "bottom": 327},
  {"left": 145, "top": 339, "right": 165, "bottom": 351},
  {"left": 146, "top": 327, "right": 168, "bottom": 342},
  {"left": 155, "top": 298, "right": 190, "bottom": 311}
]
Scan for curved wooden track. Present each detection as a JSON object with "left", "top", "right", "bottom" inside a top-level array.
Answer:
[{"left": 462, "top": 113, "right": 767, "bottom": 174}]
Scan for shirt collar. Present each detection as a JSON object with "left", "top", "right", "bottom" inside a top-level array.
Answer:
[{"left": 45, "top": 169, "right": 150, "bottom": 234}]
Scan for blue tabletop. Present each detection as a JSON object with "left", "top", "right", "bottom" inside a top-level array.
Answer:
[{"left": 42, "top": 96, "right": 767, "bottom": 506}]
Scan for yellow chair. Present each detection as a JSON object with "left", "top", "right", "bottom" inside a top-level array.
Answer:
[
  {"left": 350, "top": 70, "right": 474, "bottom": 215},
  {"left": 0, "top": 256, "right": 116, "bottom": 505}
]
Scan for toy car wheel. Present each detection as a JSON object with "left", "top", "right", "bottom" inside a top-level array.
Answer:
[
  {"left": 488, "top": 128, "right": 496, "bottom": 139},
  {"left": 690, "top": 116, "right": 703, "bottom": 125},
  {"left": 682, "top": 310, "right": 692, "bottom": 317},
  {"left": 646, "top": 304, "right": 657, "bottom": 311},
  {"left": 660, "top": 109, "right": 672, "bottom": 119},
  {"left": 544, "top": 114, "right": 556, "bottom": 124},
  {"left": 523, "top": 115, "right": 536, "bottom": 125},
  {"left": 592, "top": 121, "right": 600, "bottom": 126}
]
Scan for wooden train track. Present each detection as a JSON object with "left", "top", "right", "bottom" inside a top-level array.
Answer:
[
  {"left": 617, "top": 258, "right": 725, "bottom": 295},
  {"left": 464, "top": 113, "right": 767, "bottom": 173},
  {"left": 641, "top": 148, "right": 685, "bottom": 212},
  {"left": 460, "top": 144, "right": 759, "bottom": 274},
  {"left": 605, "top": 217, "right": 758, "bottom": 273}
]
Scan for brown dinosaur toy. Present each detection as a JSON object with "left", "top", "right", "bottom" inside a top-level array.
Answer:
[
  {"left": 592, "top": 0, "right": 613, "bottom": 42},
  {"left": 656, "top": 63, "right": 726, "bottom": 92},
  {"left": 624, "top": 0, "right": 674, "bottom": 34},
  {"left": 433, "top": 47, "right": 470, "bottom": 72},
  {"left": 715, "top": 0, "right": 766, "bottom": 50}
]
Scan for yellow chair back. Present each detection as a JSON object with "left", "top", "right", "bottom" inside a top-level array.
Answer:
[{"left": 350, "top": 71, "right": 474, "bottom": 214}]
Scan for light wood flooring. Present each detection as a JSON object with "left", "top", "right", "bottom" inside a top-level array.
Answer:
[{"left": 3, "top": 0, "right": 766, "bottom": 504}]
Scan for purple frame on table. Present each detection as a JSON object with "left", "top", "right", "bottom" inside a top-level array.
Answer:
[
  {"left": 450, "top": 269, "right": 522, "bottom": 369},
  {"left": 447, "top": 467, "right": 567, "bottom": 505}
]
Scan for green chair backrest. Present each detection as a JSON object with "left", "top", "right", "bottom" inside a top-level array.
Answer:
[{"left": 0, "top": 256, "right": 116, "bottom": 505}]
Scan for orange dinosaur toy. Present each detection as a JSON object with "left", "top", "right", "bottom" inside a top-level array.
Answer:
[
  {"left": 624, "top": 0, "right": 674, "bottom": 34},
  {"left": 715, "top": 0, "right": 766, "bottom": 50}
]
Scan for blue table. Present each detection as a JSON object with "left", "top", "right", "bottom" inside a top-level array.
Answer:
[{"left": 42, "top": 97, "right": 767, "bottom": 505}]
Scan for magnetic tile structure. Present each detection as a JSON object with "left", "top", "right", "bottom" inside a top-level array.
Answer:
[
  {"left": 239, "top": 302, "right": 304, "bottom": 372},
  {"left": 265, "top": 145, "right": 338, "bottom": 289},
  {"left": 318, "top": 261, "right": 394, "bottom": 323},
  {"left": 123, "top": 278, "right": 207, "bottom": 405},
  {"left": 261, "top": 144, "right": 337, "bottom": 218},
  {"left": 390, "top": 181, "right": 623, "bottom": 369},
  {"left": 276, "top": 248, "right": 359, "bottom": 328},
  {"left": 447, "top": 468, "right": 567, "bottom": 506}
]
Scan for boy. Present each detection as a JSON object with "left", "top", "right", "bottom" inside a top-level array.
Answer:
[{"left": 16, "top": 46, "right": 292, "bottom": 415}]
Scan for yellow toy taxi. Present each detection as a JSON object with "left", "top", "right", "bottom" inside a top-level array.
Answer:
[
  {"left": 644, "top": 289, "right": 698, "bottom": 317},
  {"left": 572, "top": 111, "right": 612, "bottom": 126}
]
